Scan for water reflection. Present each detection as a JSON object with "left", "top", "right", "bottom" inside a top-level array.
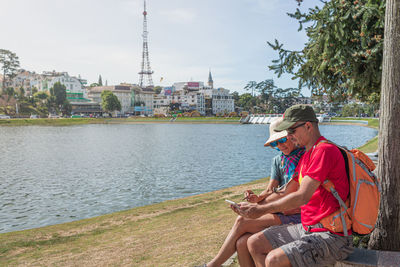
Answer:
[{"left": 0, "top": 124, "right": 377, "bottom": 233}]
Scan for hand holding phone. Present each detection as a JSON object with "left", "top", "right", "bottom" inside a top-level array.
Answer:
[{"left": 225, "top": 199, "right": 240, "bottom": 208}]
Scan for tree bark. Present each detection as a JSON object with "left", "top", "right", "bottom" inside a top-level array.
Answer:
[{"left": 369, "top": 0, "right": 400, "bottom": 251}]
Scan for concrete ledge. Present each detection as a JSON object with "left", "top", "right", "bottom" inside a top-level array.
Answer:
[{"left": 335, "top": 248, "right": 400, "bottom": 267}]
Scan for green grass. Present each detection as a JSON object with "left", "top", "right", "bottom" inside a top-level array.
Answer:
[
  {"left": 331, "top": 117, "right": 379, "bottom": 129},
  {"left": 358, "top": 136, "right": 378, "bottom": 153},
  {"left": 330, "top": 117, "right": 379, "bottom": 152},
  {"left": 0, "top": 117, "right": 241, "bottom": 126},
  {"left": 0, "top": 178, "right": 268, "bottom": 267}
]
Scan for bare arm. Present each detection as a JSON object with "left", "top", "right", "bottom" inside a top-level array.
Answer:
[
  {"left": 235, "top": 176, "right": 320, "bottom": 219},
  {"left": 244, "top": 178, "right": 279, "bottom": 203}
]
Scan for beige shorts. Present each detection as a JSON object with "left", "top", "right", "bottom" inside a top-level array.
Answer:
[{"left": 263, "top": 223, "right": 353, "bottom": 267}]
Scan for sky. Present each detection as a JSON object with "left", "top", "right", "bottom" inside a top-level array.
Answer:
[{"left": 1, "top": 0, "right": 320, "bottom": 95}]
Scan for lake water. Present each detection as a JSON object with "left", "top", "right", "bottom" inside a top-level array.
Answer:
[{"left": 0, "top": 123, "right": 377, "bottom": 233}]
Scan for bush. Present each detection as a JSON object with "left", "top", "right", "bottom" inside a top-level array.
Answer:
[
  {"left": 190, "top": 111, "right": 201, "bottom": 117},
  {"left": 240, "top": 111, "right": 249, "bottom": 117},
  {"left": 228, "top": 112, "right": 238, "bottom": 117},
  {"left": 154, "top": 114, "right": 166, "bottom": 118}
]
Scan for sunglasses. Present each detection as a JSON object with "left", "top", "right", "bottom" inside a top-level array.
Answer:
[
  {"left": 287, "top": 122, "right": 307, "bottom": 134},
  {"left": 270, "top": 137, "right": 288, "bottom": 147}
]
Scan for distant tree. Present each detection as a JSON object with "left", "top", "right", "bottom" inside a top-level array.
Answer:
[
  {"left": 33, "top": 91, "right": 49, "bottom": 105},
  {"left": 238, "top": 93, "right": 256, "bottom": 112},
  {"left": 153, "top": 86, "right": 162, "bottom": 94},
  {"left": 244, "top": 81, "right": 257, "bottom": 96},
  {"left": 0, "top": 49, "right": 20, "bottom": 91},
  {"left": 252, "top": 79, "right": 277, "bottom": 112},
  {"left": 17, "top": 87, "right": 25, "bottom": 100},
  {"left": 341, "top": 103, "right": 364, "bottom": 117},
  {"left": 169, "top": 102, "right": 180, "bottom": 111},
  {"left": 231, "top": 91, "right": 239, "bottom": 103},
  {"left": 0, "top": 94, "right": 17, "bottom": 115},
  {"left": 50, "top": 82, "right": 67, "bottom": 106},
  {"left": 31, "top": 87, "right": 38, "bottom": 95},
  {"left": 243, "top": 79, "right": 302, "bottom": 113},
  {"left": 62, "top": 100, "right": 72, "bottom": 116},
  {"left": 3, "top": 87, "right": 15, "bottom": 98},
  {"left": 90, "top": 83, "right": 99, "bottom": 87},
  {"left": 98, "top": 75, "right": 103, "bottom": 86},
  {"left": 101, "top": 90, "right": 121, "bottom": 115},
  {"left": 272, "top": 87, "right": 302, "bottom": 113}
]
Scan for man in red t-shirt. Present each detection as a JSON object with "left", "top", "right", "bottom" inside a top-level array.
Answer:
[{"left": 233, "top": 105, "right": 353, "bottom": 267}]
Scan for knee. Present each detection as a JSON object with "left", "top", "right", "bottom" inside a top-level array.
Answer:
[
  {"left": 234, "top": 215, "right": 245, "bottom": 225},
  {"left": 247, "top": 233, "right": 263, "bottom": 254},
  {"left": 236, "top": 235, "right": 249, "bottom": 252},
  {"left": 265, "top": 250, "right": 285, "bottom": 267},
  {"left": 233, "top": 216, "right": 247, "bottom": 230}
]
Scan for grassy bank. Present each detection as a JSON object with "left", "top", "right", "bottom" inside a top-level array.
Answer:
[
  {"left": 0, "top": 117, "right": 240, "bottom": 126},
  {"left": 0, "top": 117, "right": 379, "bottom": 266},
  {"left": 0, "top": 178, "right": 267, "bottom": 267},
  {"left": 330, "top": 117, "right": 379, "bottom": 153}
]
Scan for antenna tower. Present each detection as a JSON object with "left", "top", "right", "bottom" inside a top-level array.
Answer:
[{"left": 138, "top": 0, "right": 154, "bottom": 88}]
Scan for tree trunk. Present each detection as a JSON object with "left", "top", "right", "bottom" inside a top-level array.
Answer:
[{"left": 369, "top": 0, "right": 400, "bottom": 251}]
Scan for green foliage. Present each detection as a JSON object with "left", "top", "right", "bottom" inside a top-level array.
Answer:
[
  {"left": 33, "top": 91, "right": 48, "bottom": 101},
  {"left": 50, "top": 82, "right": 67, "bottom": 106},
  {"left": 231, "top": 91, "right": 239, "bottom": 103},
  {"left": 63, "top": 100, "right": 72, "bottom": 116},
  {"left": 238, "top": 93, "right": 256, "bottom": 112},
  {"left": 0, "top": 49, "right": 20, "bottom": 90},
  {"left": 340, "top": 102, "right": 378, "bottom": 117},
  {"left": 47, "top": 82, "right": 70, "bottom": 115},
  {"left": 242, "top": 79, "right": 302, "bottom": 113},
  {"left": 153, "top": 86, "right": 162, "bottom": 94},
  {"left": 3, "top": 87, "right": 15, "bottom": 98},
  {"left": 101, "top": 90, "right": 121, "bottom": 114},
  {"left": 268, "top": 0, "right": 385, "bottom": 103}
]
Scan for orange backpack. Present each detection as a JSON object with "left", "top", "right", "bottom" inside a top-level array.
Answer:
[{"left": 318, "top": 140, "right": 381, "bottom": 236}]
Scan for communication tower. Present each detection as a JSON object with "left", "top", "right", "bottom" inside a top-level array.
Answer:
[{"left": 138, "top": 0, "right": 154, "bottom": 88}]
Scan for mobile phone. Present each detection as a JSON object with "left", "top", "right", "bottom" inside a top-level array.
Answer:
[{"left": 225, "top": 199, "right": 239, "bottom": 208}]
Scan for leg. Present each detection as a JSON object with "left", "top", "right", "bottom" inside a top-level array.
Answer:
[
  {"left": 265, "top": 248, "right": 291, "bottom": 267},
  {"left": 207, "top": 214, "right": 281, "bottom": 267},
  {"left": 236, "top": 233, "right": 255, "bottom": 267},
  {"left": 248, "top": 231, "right": 274, "bottom": 267}
]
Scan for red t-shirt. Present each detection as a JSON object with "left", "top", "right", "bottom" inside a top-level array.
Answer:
[{"left": 294, "top": 136, "right": 349, "bottom": 233}]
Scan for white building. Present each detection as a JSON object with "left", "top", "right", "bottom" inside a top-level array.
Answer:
[
  {"left": 88, "top": 85, "right": 134, "bottom": 115},
  {"left": 134, "top": 87, "right": 154, "bottom": 115},
  {"left": 200, "top": 88, "right": 234, "bottom": 115},
  {"left": 153, "top": 94, "right": 171, "bottom": 115},
  {"left": 10, "top": 69, "right": 39, "bottom": 94},
  {"left": 31, "top": 71, "right": 87, "bottom": 97}
]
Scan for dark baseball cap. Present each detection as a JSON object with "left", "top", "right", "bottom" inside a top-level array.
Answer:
[{"left": 275, "top": 104, "right": 318, "bottom": 132}]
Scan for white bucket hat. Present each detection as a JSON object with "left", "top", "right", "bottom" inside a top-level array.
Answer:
[{"left": 264, "top": 117, "right": 288, "bottom": 147}]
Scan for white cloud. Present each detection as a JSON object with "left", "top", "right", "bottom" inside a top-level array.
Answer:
[
  {"left": 0, "top": 0, "right": 320, "bottom": 94},
  {"left": 158, "top": 8, "right": 197, "bottom": 23}
]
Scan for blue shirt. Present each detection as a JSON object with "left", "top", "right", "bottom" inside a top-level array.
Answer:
[{"left": 270, "top": 154, "right": 291, "bottom": 187}]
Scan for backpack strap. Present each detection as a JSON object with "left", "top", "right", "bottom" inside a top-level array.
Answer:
[{"left": 317, "top": 140, "right": 351, "bottom": 236}]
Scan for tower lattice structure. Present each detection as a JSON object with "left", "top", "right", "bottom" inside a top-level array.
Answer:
[{"left": 138, "top": 0, "right": 154, "bottom": 88}]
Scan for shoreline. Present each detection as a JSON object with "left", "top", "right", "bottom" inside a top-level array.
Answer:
[
  {"left": 0, "top": 117, "right": 379, "bottom": 127},
  {"left": 0, "top": 119, "right": 379, "bottom": 266},
  {"left": 0, "top": 117, "right": 241, "bottom": 126}
]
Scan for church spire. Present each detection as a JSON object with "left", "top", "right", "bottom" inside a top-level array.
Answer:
[{"left": 208, "top": 69, "right": 214, "bottom": 89}]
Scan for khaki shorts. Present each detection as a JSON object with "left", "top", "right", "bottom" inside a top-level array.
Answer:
[{"left": 263, "top": 223, "right": 353, "bottom": 267}]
